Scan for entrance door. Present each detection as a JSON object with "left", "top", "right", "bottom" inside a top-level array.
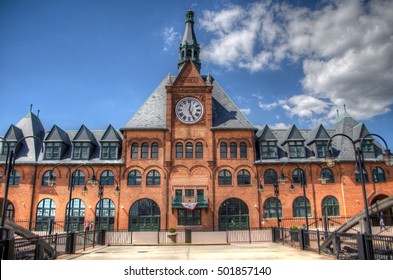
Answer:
[
  {"left": 129, "top": 199, "right": 161, "bottom": 231},
  {"left": 218, "top": 198, "right": 249, "bottom": 231}
]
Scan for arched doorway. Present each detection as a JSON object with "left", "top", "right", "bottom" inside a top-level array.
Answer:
[
  {"left": 371, "top": 195, "right": 392, "bottom": 226},
  {"left": 129, "top": 199, "right": 160, "bottom": 232},
  {"left": 36, "top": 198, "right": 56, "bottom": 231},
  {"left": 218, "top": 198, "right": 249, "bottom": 231},
  {"left": 95, "top": 198, "right": 115, "bottom": 230},
  {"left": 65, "top": 198, "right": 85, "bottom": 232}
]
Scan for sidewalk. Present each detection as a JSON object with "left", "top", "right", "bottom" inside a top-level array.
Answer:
[{"left": 58, "top": 242, "right": 334, "bottom": 260}]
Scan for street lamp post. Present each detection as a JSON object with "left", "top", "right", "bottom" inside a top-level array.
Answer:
[
  {"left": 325, "top": 133, "right": 392, "bottom": 235},
  {"left": 82, "top": 176, "right": 119, "bottom": 230},
  {"left": 47, "top": 163, "right": 98, "bottom": 233},
  {"left": 0, "top": 136, "right": 43, "bottom": 240}
]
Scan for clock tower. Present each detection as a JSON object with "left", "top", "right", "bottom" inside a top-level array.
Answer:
[{"left": 122, "top": 10, "right": 256, "bottom": 231}]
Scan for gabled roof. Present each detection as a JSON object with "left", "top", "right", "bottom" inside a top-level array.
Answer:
[
  {"left": 306, "top": 124, "right": 330, "bottom": 145},
  {"left": 45, "top": 125, "right": 71, "bottom": 145},
  {"left": 100, "top": 125, "right": 122, "bottom": 142},
  {"left": 281, "top": 124, "right": 304, "bottom": 145},
  {"left": 73, "top": 125, "right": 96, "bottom": 144},
  {"left": 256, "top": 125, "right": 277, "bottom": 141},
  {"left": 122, "top": 70, "right": 255, "bottom": 131},
  {"left": 4, "top": 124, "right": 23, "bottom": 141}
]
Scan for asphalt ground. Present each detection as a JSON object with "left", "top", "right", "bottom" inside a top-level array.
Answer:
[{"left": 58, "top": 243, "right": 334, "bottom": 260}]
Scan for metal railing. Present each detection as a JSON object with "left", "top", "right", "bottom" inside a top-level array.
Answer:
[{"left": 273, "top": 227, "right": 393, "bottom": 260}]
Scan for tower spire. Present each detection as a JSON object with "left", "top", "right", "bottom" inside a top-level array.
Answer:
[{"left": 178, "top": 10, "right": 201, "bottom": 72}]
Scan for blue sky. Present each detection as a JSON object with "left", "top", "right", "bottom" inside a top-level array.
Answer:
[{"left": 1, "top": 0, "right": 392, "bottom": 149}]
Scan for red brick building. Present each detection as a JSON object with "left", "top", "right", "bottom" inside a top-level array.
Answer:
[{"left": 1, "top": 10, "right": 392, "bottom": 232}]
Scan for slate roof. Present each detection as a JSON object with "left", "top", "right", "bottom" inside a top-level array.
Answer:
[
  {"left": 122, "top": 75, "right": 256, "bottom": 131},
  {"left": 255, "top": 113, "right": 386, "bottom": 164}
]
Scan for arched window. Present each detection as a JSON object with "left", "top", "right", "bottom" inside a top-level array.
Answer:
[
  {"left": 73, "top": 170, "right": 85, "bottom": 185},
  {"left": 237, "top": 169, "right": 251, "bottom": 185},
  {"left": 355, "top": 168, "right": 369, "bottom": 183},
  {"left": 263, "top": 197, "right": 282, "bottom": 218},
  {"left": 6, "top": 203, "right": 15, "bottom": 220},
  {"left": 218, "top": 170, "right": 232, "bottom": 185},
  {"left": 293, "top": 196, "right": 311, "bottom": 218},
  {"left": 292, "top": 168, "right": 303, "bottom": 184},
  {"left": 127, "top": 170, "right": 142, "bottom": 186},
  {"left": 131, "top": 143, "right": 138, "bottom": 159},
  {"left": 9, "top": 170, "right": 20, "bottom": 186},
  {"left": 66, "top": 198, "right": 85, "bottom": 232},
  {"left": 230, "top": 142, "right": 237, "bottom": 158},
  {"left": 321, "top": 196, "right": 340, "bottom": 217},
  {"left": 220, "top": 142, "right": 227, "bottom": 158},
  {"left": 151, "top": 142, "right": 158, "bottom": 158},
  {"left": 36, "top": 198, "right": 56, "bottom": 231},
  {"left": 264, "top": 169, "right": 278, "bottom": 184},
  {"left": 195, "top": 142, "right": 203, "bottom": 158},
  {"left": 100, "top": 170, "right": 114, "bottom": 185},
  {"left": 219, "top": 198, "right": 249, "bottom": 230},
  {"left": 321, "top": 168, "right": 334, "bottom": 184},
  {"left": 176, "top": 143, "right": 183, "bottom": 158},
  {"left": 141, "top": 142, "right": 148, "bottom": 158},
  {"left": 240, "top": 142, "right": 247, "bottom": 158},
  {"left": 372, "top": 167, "right": 386, "bottom": 183},
  {"left": 147, "top": 170, "right": 160, "bottom": 186},
  {"left": 96, "top": 198, "right": 115, "bottom": 230},
  {"left": 42, "top": 170, "right": 55, "bottom": 186},
  {"left": 129, "top": 199, "right": 161, "bottom": 231},
  {"left": 186, "top": 142, "right": 193, "bottom": 158}
]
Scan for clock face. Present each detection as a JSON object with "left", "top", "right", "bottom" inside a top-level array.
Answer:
[{"left": 175, "top": 97, "right": 204, "bottom": 124}]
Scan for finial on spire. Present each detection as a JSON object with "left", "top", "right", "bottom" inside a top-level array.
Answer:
[
  {"left": 178, "top": 10, "right": 201, "bottom": 72},
  {"left": 336, "top": 109, "right": 339, "bottom": 117},
  {"left": 30, "top": 104, "right": 33, "bottom": 112},
  {"left": 37, "top": 110, "right": 40, "bottom": 117},
  {"left": 344, "top": 104, "right": 347, "bottom": 112}
]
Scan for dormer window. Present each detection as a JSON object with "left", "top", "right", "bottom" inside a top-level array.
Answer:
[
  {"left": 361, "top": 140, "right": 374, "bottom": 153},
  {"left": 73, "top": 142, "right": 90, "bottom": 160},
  {"left": 316, "top": 141, "right": 328, "bottom": 158},
  {"left": 44, "top": 142, "right": 62, "bottom": 160},
  {"left": 1, "top": 141, "right": 16, "bottom": 155},
  {"left": 101, "top": 142, "right": 118, "bottom": 160},
  {"left": 260, "top": 141, "right": 278, "bottom": 159},
  {"left": 288, "top": 141, "right": 305, "bottom": 158}
]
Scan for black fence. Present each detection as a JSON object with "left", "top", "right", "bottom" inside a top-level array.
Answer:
[
  {"left": 0, "top": 230, "right": 103, "bottom": 260},
  {"left": 272, "top": 227, "right": 393, "bottom": 260},
  {"left": 2, "top": 226, "right": 392, "bottom": 260}
]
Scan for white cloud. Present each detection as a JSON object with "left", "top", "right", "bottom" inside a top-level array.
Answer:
[
  {"left": 200, "top": 0, "right": 393, "bottom": 124},
  {"left": 163, "top": 27, "right": 181, "bottom": 51},
  {"left": 240, "top": 108, "right": 251, "bottom": 115},
  {"left": 270, "top": 122, "right": 291, "bottom": 130}
]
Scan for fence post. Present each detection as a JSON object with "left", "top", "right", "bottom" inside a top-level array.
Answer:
[
  {"left": 34, "top": 237, "right": 43, "bottom": 260},
  {"left": 2, "top": 239, "right": 15, "bottom": 260},
  {"left": 272, "top": 227, "right": 276, "bottom": 242},
  {"left": 299, "top": 229, "right": 306, "bottom": 250},
  {"left": 66, "top": 232, "right": 76, "bottom": 254},
  {"left": 356, "top": 233, "right": 374, "bottom": 260},
  {"left": 248, "top": 228, "right": 252, "bottom": 244},
  {"left": 317, "top": 229, "right": 321, "bottom": 254}
]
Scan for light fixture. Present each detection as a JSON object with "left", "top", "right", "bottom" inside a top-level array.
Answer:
[
  {"left": 289, "top": 184, "right": 295, "bottom": 194},
  {"left": 258, "top": 183, "right": 263, "bottom": 193},
  {"left": 325, "top": 150, "right": 336, "bottom": 168}
]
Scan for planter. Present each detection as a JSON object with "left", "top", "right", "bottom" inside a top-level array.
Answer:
[
  {"left": 167, "top": 233, "right": 178, "bottom": 243},
  {"left": 290, "top": 230, "right": 299, "bottom": 242}
]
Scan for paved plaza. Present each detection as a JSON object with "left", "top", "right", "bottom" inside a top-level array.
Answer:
[{"left": 59, "top": 243, "right": 334, "bottom": 260}]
